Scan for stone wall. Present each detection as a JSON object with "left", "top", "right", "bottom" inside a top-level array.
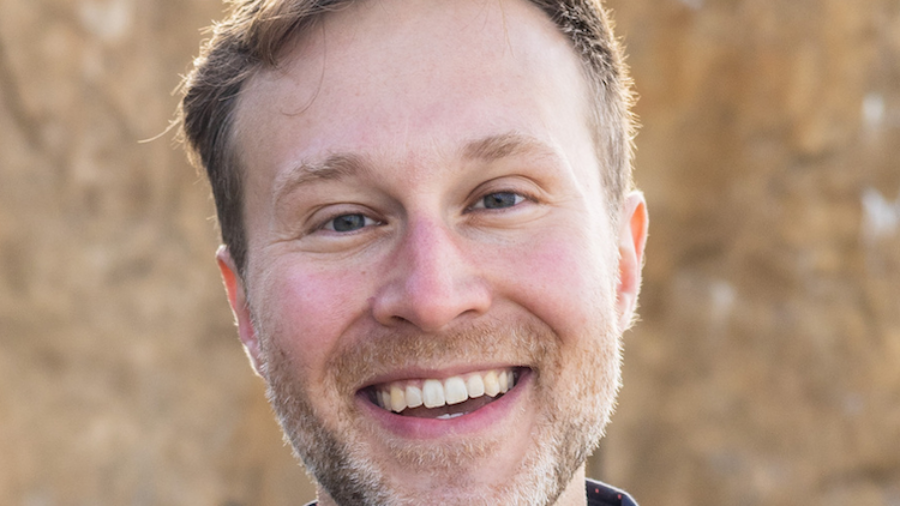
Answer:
[
  {"left": 1, "top": 0, "right": 897, "bottom": 505},
  {"left": 602, "top": 1, "right": 900, "bottom": 505},
  {"left": 0, "top": 1, "right": 315, "bottom": 504}
]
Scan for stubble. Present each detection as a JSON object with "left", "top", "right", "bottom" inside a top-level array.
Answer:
[{"left": 258, "top": 313, "right": 622, "bottom": 506}]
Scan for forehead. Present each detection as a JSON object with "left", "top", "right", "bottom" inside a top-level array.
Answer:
[{"left": 234, "top": 0, "right": 595, "bottom": 195}]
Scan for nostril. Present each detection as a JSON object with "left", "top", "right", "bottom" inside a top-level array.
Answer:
[{"left": 392, "top": 315, "right": 411, "bottom": 325}]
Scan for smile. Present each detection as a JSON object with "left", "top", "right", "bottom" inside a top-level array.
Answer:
[{"left": 366, "top": 368, "right": 523, "bottom": 419}]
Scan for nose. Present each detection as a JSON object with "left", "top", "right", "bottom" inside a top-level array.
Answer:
[{"left": 371, "top": 218, "right": 491, "bottom": 332}]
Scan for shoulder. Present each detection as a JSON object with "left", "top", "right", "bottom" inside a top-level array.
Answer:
[{"left": 586, "top": 478, "right": 639, "bottom": 506}]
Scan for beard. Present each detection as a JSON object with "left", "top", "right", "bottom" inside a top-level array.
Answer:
[{"left": 256, "top": 312, "right": 622, "bottom": 506}]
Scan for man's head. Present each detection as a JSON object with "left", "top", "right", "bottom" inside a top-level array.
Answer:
[
  {"left": 181, "top": 0, "right": 636, "bottom": 278},
  {"left": 180, "top": 1, "right": 647, "bottom": 505}
]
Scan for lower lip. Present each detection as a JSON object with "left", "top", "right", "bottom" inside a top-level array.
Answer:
[{"left": 356, "top": 369, "right": 532, "bottom": 439}]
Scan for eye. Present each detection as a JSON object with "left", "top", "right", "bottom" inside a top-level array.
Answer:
[
  {"left": 472, "top": 191, "right": 527, "bottom": 210},
  {"left": 322, "top": 213, "right": 379, "bottom": 233}
]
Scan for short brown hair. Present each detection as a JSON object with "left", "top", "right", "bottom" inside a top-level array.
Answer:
[{"left": 179, "top": 0, "right": 635, "bottom": 277}]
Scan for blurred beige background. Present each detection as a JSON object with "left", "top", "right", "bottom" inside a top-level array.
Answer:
[{"left": 1, "top": 0, "right": 898, "bottom": 505}]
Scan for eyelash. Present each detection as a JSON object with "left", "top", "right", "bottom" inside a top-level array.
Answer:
[
  {"left": 315, "top": 212, "right": 382, "bottom": 234},
  {"left": 468, "top": 189, "right": 535, "bottom": 212},
  {"left": 308, "top": 188, "right": 536, "bottom": 236}
]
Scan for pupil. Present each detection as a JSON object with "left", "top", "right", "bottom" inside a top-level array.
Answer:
[
  {"left": 484, "top": 192, "right": 516, "bottom": 209},
  {"left": 333, "top": 214, "right": 365, "bottom": 232}
]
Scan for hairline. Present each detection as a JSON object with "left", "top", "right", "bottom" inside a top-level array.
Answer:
[{"left": 190, "top": 0, "right": 633, "bottom": 279}]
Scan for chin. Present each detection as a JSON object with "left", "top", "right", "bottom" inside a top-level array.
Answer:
[{"left": 259, "top": 316, "right": 621, "bottom": 506}]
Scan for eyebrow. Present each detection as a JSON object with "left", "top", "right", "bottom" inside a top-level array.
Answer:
[
  {"left": 272, "top": 153, "right": 369, "bottom": 207},
  {"left": 272, "top": 132, "right": 559, "bottom": 206},
  {"left": 462, "top": 132, "right": 560, "bottom": 163}
]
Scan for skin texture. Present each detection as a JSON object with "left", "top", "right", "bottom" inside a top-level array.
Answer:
[{"left": 217, "top": 0, "right": 648, "bottom": 505}]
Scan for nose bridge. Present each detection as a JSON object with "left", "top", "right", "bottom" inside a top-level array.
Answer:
[
  {"left": 372, "top": 215, "right": 490, "bottom": 331},
  {"left": 405, "top": 217, "right": 457, "bottom": 292}
]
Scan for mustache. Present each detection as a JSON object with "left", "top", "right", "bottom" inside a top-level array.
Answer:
[{"left": 320, "top": 316, "right": 562, "bottom": 396}]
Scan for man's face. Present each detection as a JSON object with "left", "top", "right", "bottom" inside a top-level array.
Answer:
[{"left": 220, "top": 1, "right": 647, "bottom": 505}]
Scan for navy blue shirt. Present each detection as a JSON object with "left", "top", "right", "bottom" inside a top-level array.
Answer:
[
  {"left": 586, "top": 478, "right": 638, "bottom": 506},
  {"left": 303, "top": 479, "right": 638, "bottom": 505}
]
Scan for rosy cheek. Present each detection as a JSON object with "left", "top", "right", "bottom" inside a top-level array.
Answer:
[
  {"left": 502, "top": 233, "right": 613, "bottom": 335},
  {"left": 264, "top": 265, "right": 370, "bottom": 367}
]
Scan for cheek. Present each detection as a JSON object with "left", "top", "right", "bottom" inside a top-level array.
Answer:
[
  {"left": 496, "top": 228, "right": 617, "bottom": 339},
  {"left": 255, "top": 262, "right": 372, "bottom": 379}
]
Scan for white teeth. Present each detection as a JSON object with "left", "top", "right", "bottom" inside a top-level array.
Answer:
[
  {"left": 374, "top": 368, "right": 518, "bottom": 414},
  {"left": 405, "top": 384, "right": 423, "bottom": 409},
  {"left": 498, "top": 370, "right": 509, "bottom": 393},
  {"left": 444, "top": 377, "right": 468, "bottom": 405},
  {"left": 422, "top": 379, "right": 445, "bottom": 408},
  {"left": 483, "top": 370, "right": 500, "bottom": 397},
  {"left": 466, "top": 374, "right": 485, "bottom": 398},
  {"left": 390, "top": 385, "right": 406, "bottom": 413}
]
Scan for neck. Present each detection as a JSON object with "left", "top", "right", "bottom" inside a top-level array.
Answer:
[
  {"left": 555, "top": 465, "right": 589, "bottom": 506},
  {"left": 315, "top": 464, "right": 589, "bottom": 506}
]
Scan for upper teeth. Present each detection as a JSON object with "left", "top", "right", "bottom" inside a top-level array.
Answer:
[{"left": 375, "top": 368, "right": 516, "bottom": 413}]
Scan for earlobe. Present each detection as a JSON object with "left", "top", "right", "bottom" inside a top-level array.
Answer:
[
  {"left": 216, "top": 245, "right": 264, "bottom": 376},
  {"left": 616, "top": 191, "right": 649, "bottom": 331}
]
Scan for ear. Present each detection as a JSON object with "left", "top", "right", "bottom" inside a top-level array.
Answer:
[
  {"left": 217, "top": 245, "right": 264, "bottom": 376},
  {"left": 615, "top": 191, "right": 649, "bottom": 331}
]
